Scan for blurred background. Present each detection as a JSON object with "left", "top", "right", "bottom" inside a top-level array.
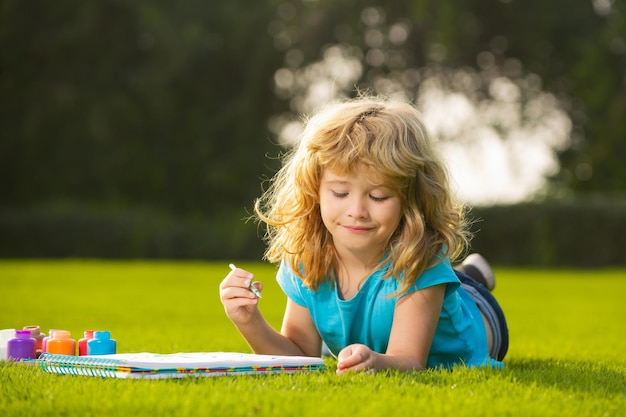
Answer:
[{"left": 1, "top": 0, "right": 625, "bottom": 266}]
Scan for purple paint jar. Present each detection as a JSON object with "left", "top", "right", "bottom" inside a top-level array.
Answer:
[{"left": 7, "top": 330, "right": 36, "bottom": 361}]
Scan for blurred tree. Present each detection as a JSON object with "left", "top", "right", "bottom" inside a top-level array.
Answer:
[
  {"left": 0, "top": 0, "right": 285, "bottom": 215},
  {"left": 1, "top": 0, "right": 624, "bottom": 218},
  {"left": 267, "top": 0, "right": 626, "bottom": 201},
  {"left": 475, "top": 0, "right": 626, "bottom": 196}
]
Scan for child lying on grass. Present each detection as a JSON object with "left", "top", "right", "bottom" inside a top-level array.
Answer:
[{"left": 220, "top": 96, "right": 508, "bottom": 373}]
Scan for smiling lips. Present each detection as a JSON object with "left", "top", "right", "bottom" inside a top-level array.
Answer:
[{"left": 343, "top": 225, "right": 373, "bottom": 233}]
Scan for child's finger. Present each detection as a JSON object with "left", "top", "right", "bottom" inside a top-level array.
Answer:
[
  {"left": 221, "top": 265, "right": 254, "bottom": 290},
  {"left": 337, "top": 350, "right": 360, "bottom": 372},
  {"left": 337, "top": 345, "right": 371, "bottom": 374}
]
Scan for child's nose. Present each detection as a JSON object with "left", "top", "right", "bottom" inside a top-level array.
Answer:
[{"left": 347, "top": 196, "right": 369, "bottom": 218}]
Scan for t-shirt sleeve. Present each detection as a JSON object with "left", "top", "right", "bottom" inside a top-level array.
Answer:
[
  {"left": 412, "top": 257, "right": 460, "bottom": 296},
  {"left": 276, "top": 261, "right": 308, "bottom": 306}
]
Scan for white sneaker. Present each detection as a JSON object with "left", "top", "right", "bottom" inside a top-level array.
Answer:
[{"left": 459, "top": 253, "right": 496, "bottom": 291}]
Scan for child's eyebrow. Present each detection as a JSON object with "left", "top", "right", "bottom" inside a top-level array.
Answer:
[
  {"left": 324, "top": 179, "right": 350, "bottom": 184},
  {"left": 321, "top": 173, "right": 351, "bottom": 183},
  {"left": 323, "top": 178, "right": 393, "bottom": 192}
]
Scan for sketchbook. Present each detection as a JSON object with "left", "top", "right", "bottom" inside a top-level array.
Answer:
[{"left": 36, "top": 352, "right": 326, "bottom": 379}]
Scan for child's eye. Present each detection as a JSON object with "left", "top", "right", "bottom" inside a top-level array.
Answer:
[
  {"left": 332, "top": 191, "right": 348, "bottom": 198},
  {"left": 370, "top": 195, "right": 389, "bottom": 202}
]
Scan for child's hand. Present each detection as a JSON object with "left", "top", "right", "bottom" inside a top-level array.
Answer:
[
  {"left": 336, "top": 344, "right": 377, "bottom": 374},
  {"left": 219, "top": 265, "right": 262, "bottom": 325}
]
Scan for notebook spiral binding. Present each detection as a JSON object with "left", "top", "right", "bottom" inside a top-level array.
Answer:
[{"left": 38, "top": 353, "right": 120, "bottom": 377}]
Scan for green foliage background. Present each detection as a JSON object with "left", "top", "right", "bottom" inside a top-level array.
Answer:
[
  {"left": 1, "top": 1, "right": 285, "bottom": 214},
  {"left": 1, "top": 1, "right": 625, "bottom": 264}
]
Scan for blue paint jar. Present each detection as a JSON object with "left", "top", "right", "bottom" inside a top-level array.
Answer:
[{"left": 87, "top": 331, "right": 116, "bottom": 355}]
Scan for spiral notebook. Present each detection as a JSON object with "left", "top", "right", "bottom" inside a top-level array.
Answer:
[{"left": 37, "top": 352, "right": 326, "bottom": 379}]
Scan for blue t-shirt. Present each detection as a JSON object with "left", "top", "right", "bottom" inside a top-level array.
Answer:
[{"left": 276, "top": 258, "right": 502, "bottom": 369}]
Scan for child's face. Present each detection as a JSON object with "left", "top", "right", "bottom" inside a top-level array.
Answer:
[{"left": 319, "top": 165, "right": 402, "bottom": 262}]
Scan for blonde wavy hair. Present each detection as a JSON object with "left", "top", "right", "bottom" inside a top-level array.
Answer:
[{"left": 255, "top": 96, "right": 471, "bottom": 294}]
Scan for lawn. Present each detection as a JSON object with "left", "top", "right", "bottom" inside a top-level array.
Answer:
[{"left": 1, "top": 260, "right": 624, "bottom": 416}]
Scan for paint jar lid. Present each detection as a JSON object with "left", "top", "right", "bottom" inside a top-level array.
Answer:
[
  {"left": 93, "top": 331, "right": 111, "bottom": 339},
  {"left": 53, "top": 330, "right": 71, "bottom": 339},
  {"left": 23, "top": 325, "right": 43, "bottom": 337},
  {"left": 14, "top": 330, "right": 33, "bottom": 339}
]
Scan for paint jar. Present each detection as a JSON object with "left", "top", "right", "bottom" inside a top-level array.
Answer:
[
  {"left": 41, "top": 329, "right": 57, "bottom": 353},
  {"left": 0, "top": 329, "right": 17, "bottom": 360},
  {"left": 23, "top": 325, "right": 46, "bottom": 358},
  {"left": 78, "top": 330, "right": 95, "bottom": 356},
  {"left": 46, "top": 330, "right": 76, "bottom": 356},
  {"left": 7, "top": 330, "right": 36, "bottom": 361},
  {"left": 87, "top": 331, "right": 116, "bottom": 355}
]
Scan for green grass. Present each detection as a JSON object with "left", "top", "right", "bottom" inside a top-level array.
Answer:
[{"left": 1, "top": 260, "right": 625, "bottom": 416}]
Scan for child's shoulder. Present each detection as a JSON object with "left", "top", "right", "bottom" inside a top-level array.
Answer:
[{"left": 413, "top": 258, "right": 459, "bottom": 290}]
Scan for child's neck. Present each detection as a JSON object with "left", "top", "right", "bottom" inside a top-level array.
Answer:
[{"left": 335, "top": 254, "right": 379, "bottom": 300}]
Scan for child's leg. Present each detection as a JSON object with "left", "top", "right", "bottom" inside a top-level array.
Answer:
[
  {"left": 455, "top": 271, "right": 509, "bottom": 361},
  {"left": 481, "top": 313, "right": 494, "bottom": 355}
]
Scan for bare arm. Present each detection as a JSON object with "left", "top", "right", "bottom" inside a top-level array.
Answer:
[
  {"left": 280, "top": 299, "right": 322, "bottom": 357},
  {"left": 219, "top": 266, "right": 321, "bottom": 357},
  {"left": 231, "top": 299, "right": 320, "bottom": 356}
]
